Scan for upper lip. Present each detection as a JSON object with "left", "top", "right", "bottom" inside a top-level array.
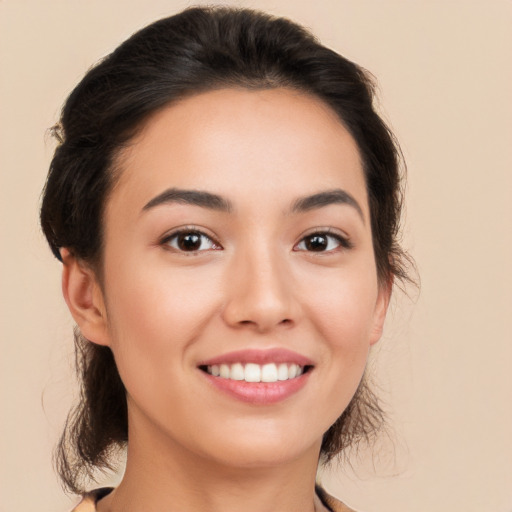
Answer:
[{"left": 197, "top": 348, "right": 314, "bottom": 367}]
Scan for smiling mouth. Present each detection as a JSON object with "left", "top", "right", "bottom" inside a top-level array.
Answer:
[{"left": 199, "top": 363, "right": 313, "bottom": 383}]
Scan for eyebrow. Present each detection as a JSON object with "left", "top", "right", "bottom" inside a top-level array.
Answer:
[
  {"left": 142, "top": 187, "right": 364, "bottom": 222},
  {"left": 142, "top": 188, "right": 233, "bottom": 213},
  {"left": 291, "top": 189, "right": 365, "bottom": 222}
]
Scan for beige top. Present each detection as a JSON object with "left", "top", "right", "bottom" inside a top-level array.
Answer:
[{"left": 70, "top": 486, "right": 357, "bottom": 512}]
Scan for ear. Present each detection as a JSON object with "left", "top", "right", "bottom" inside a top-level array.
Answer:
[
  {"left": 369, "top": 276, "right": 393, "bottom": 346},
  {"left": 60, "top": 248, "right": 111, "bottom": 346}
]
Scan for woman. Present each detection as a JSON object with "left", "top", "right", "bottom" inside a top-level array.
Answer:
[{"left": 40, "top": 6, "right": 410, "bottom": 512}]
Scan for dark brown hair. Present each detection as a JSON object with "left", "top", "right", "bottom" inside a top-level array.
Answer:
[{"left": 41, "top": 6, "right": 410, "bottom": 494}]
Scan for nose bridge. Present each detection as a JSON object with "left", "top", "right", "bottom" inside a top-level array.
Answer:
[{"left": 222, "top": 233, "right": 297, "bottom": 331}]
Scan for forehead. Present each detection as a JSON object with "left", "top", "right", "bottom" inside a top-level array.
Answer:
[{"left": 110, "top": 87, "right": 367, "bottom": 216}]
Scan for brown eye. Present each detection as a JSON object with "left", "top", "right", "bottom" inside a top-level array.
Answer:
[
  {"left": 177, "top": 233, "right": 202, "bottom": 251},
  {"left": 295, "top": 232, "right": 350, "bottom": 252},
  {"left": 304, "top": 234, "right": 329, "bottom": 251},
  {"left": 164, "top": 230, "right": 219, "bottom": 252}
]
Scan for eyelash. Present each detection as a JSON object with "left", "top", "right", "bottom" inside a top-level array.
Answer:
[{"left": 160, "top": 228, "right": 352, "bottom": 254}]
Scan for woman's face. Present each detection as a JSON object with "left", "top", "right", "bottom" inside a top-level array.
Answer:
[{"left": 89, "top": 88, "right": 390, "bottom": 468}]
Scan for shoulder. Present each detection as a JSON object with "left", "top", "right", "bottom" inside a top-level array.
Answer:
[
  {"left": 316, "top": 485, "right": 360, "bottom": 512},
  {"left": 70, "top": 488, "right": 114, "bottom": 512}
]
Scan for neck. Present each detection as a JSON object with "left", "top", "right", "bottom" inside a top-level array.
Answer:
[{"left": 98, "top": 411, "right": 323, "bottom": 512}]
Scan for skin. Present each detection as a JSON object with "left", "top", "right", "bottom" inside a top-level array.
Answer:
[{"left": 62, "top": 88, "right": 391, "bottom": 512}]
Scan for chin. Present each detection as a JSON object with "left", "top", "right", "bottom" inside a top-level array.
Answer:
[{"left": 194, "top": 430, "right": 322, "bottom": 470}]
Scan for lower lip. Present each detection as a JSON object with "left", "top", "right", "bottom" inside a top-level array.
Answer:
[{"left": 201, "top": 370, "right": 311, "bottom": 404}]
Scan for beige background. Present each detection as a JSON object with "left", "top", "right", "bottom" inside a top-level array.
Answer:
[{"left": 1, "top": 1, "right": 511, "bottom": 511}]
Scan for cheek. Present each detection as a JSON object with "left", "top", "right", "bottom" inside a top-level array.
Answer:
[
  {"left": 103, "top": 257, "right": 223, "bottom": 368},
  {"left": 299, "top": 262, "right": 379, "bottom": 397},
  {"left": 303, "top": 265, "right": 379, "bottom": 348}
]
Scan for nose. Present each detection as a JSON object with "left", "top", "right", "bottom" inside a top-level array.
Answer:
[{"left": 221, "top": 244, "right": 300, "bottom": 333}]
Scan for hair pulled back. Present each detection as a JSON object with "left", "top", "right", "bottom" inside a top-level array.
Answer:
[{"left": 41, "top": 6, "right": 409, "bottom": 494}]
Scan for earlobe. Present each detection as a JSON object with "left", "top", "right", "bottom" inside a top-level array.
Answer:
[
  {"left": 370, "top": 276, "right": 393, "bottom": 346},
  {"left": 60, "top": 248, "right": 111, "bottom": 346}
]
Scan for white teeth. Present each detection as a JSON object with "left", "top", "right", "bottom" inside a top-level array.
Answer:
[
  {"left": 261, "top": 363, "right": 278, "bottom": 382},
  {"left": 231, "top": 363, "right": 244, "bottom": 381},
  {"left": 205, "top": 362, "right": 306, "bottom": 382},
  {"left": 219, "top": 364, "right": 230, "bottom": 379},
  {"left": 277, "top": 363, "right": 289, "bottom": 381},
  {"left": 244, "top": 363, "right": 261, "bottom": 382}
]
